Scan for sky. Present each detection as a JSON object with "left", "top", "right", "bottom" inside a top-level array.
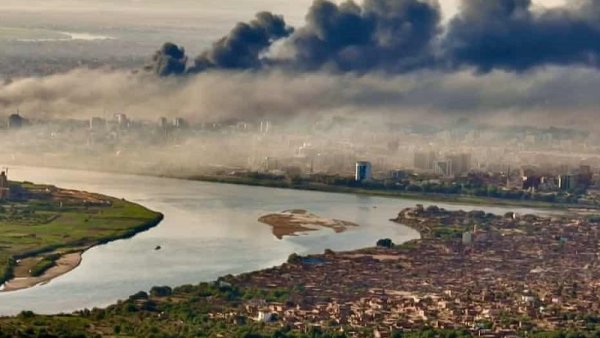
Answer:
[{"left": 0, "top": 0, "right": 570, "bottom": 21}]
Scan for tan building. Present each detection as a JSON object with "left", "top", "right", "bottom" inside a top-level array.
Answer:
[{"left": 0, "top": 171, "right": 10, "bottom": 199}]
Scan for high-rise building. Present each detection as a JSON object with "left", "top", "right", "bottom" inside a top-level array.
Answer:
[
  {"left": 433, "top": 160, "right": 453, "bottom": 177},
  {"left": 577, "top": 165, "right": 593, "bottom": 187},
  {"left": 259, "top": 121, "right": 271, "bottom": 134},
  {"left": 173, "top": 117, "right": 187, "bottom": 128},
  {"left": 355, "top": 161, "right": 372, "bottom": 182},
  {"left": 89, "top": 117, "right": 106, "bottom": 130},
  {"left": 447, "top": 153, "right": 471, "bottom": 176},
  {"left": 0, "top": 170, "right": 10, "bottom": 199},
  {"left": 114, "top": 113, "right": 129, "bottom": 128},
  {"left": 158, "top": 117, "right": 169, "bottom": 129},
  {"left": 414, "top": 151, "right": 436, "bottom": 171},
  {"left": 522, "top": 176, "right": 542, "bottom": 191},
  {"left": 558, "top": 174, "right": 577, "bottom": 191},
  {"left": 8, "top": 113, "right": 23, "bottom": 129}
]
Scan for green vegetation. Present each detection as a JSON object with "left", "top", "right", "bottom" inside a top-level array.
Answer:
[
  {"left": 29, "top": 255, "right": 59, "bottom": 277},
  {"left": 1, "top": 280, "right": 600, "bottom": 337},
  {"left": 376, "top": 238, "right": 394, "bottom": 248},
  {"left": 0, "top": 182, "right": 163, "bottom": 285},
  {"left": 286, "top": 253, "right": 301, "bottom": 264}
]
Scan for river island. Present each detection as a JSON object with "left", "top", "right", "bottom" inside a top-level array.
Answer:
[
  {"left": 258, "top": 209, "right": 360, "bottom": 239},
  {"left": 0, "top": 180, "right": 163, "bottom": 292}
]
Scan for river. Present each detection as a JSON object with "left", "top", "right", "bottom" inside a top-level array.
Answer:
[{"left": 0, "top": 166, "right": 551, "bottom": 315}]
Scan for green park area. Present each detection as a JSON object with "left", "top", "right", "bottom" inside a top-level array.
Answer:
[{"left": 0, "top": 181, "right": 162, "bottom": 286}]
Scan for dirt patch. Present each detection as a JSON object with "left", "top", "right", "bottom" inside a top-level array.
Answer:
[
  {"left": 1, "top": 252, "right": 83, "bottom": 292},
  {"left": 258, "top": 209, "right": 359, "bottom": 239}
]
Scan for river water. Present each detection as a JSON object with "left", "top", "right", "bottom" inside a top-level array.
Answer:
[{"left": 0, "top": 166, "right": 549, "bottom": 315}]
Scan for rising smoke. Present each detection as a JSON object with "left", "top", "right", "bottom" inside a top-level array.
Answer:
[
  {"left": 188, "top": 12, "right": 293, "bottom": 73},
  {"left": 279, "top": 0, "right": 441, "bottom": 72},
  {"left": 0, "top": 66, "right": 599, "bottom": 128},
  {"left": 443, "top": 0, "right": 600, "bottom": 72},
  {"left": 150, "top": 43, "right": 188, "bottom": 77},
  {"left": 149, "top": 0, "right": 600, "bottom": 75}
]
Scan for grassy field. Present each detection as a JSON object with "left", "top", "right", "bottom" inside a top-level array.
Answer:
[{"left": 0, "top": 182, "right": 163, "bottom": 286}]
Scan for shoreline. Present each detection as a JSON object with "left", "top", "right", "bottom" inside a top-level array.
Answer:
[
  {"left": 0, "top": 181, "right": 165, "bottom": 292},
  {"left": 1, "top": 252, "right": 83, "bottom": 292},
  {"left": 3, "top": 162, "right": 593, "bottom": 211},
  {"left": 0, "top": 212, "right": 164, "bottom": 293},
  {"left": 258, "top": 209, "right": 360, "bottom": 239},
  {"left": 181, "top": 174, "right": 589, "bottom": 211}
]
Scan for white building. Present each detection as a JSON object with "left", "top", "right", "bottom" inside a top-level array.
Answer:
[
  {"left": 257, "top": 311, "right": 275, "bottom": 322},
  {"left": 355, "top": 161, "right": 373, "bottom": 182},
  {"left": 462, "top": 231, "right": 472, "bottom": 245}
]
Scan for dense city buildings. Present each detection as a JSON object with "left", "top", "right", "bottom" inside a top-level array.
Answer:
[
  {"left": 0, "top": 112, "right": 599, "bottom": 206},
  {"left": 204, "top": 206, "right": 600, "bottom": 336}
]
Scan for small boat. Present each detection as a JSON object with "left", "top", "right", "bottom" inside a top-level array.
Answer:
[{"left": 154, "top": 245, "right": 161, "bottom": 250}]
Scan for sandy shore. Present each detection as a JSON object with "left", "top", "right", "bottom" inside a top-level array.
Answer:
[
  {"left": 258, "top": 209, "right": 359, "bottom": 239},
  {"left": 1, "top": 252, "right": 83, "bottom": 292}
]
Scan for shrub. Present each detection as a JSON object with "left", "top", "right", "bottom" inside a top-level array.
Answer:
[
  {"left": 376, "top": 238, "right": 394, "bottom": 248},
  {"left": 150, "top": 286, "right": 173, "bottom": 297},
  {"left": 287, "top": 253, "right": 301, "bottom": 264}
]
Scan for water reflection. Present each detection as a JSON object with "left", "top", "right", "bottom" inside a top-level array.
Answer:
[{"left": 0, "top": 166, "right": 549, "bottom": 315}]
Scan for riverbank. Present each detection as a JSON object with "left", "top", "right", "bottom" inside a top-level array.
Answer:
[
  {"left": 1, "top": 252, "right": 82, "bottom": 292},
  {"left": 3, "top": 162, "right": 592, "bottom": 211},
  {"left": 181, "top": 173, "right": 588, "bottom": 211},
  {"left": 0, "top": 182, "right": 163, "bottom": 291}
]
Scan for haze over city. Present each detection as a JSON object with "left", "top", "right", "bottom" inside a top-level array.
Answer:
[{"left": 1, "top": 1, "right": 600, "bottom": 337}]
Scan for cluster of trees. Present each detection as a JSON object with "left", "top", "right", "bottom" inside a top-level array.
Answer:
[{"left": 29, "top": 255, "right": 58, "bottom": 277}]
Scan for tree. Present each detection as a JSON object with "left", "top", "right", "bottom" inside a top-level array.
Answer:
[
  {"left": 376, "top": 238, "right": 394, "bottom": 248},
  {"left": 287, "top": 253, "right": 302, "bottom": 264},
  {"left": 150, "top": 286, "right": 173, "bottom": 297}
]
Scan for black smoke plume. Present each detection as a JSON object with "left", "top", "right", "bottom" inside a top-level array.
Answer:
[
  {"left": 283, "top": 0, "right": 441, "bottom": 72},
  {"left": 149, "top": 42, "right": 188, "bottom": 76},
  {"left": 442, "top": 0, "right": 600, "bottom": 72},
  {"left": 150, "top": 0, "right": 600, "bottom": 75},
  {"left": 188, "top": 12, "right": 293, "bottom": 73}
]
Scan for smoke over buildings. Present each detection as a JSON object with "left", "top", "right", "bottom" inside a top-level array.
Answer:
[
  {"left": 0, "top": 66, "right": 599, "bottom": 129},
  {"left": 0, "top": 0, "right": 598, "bottom": 130},
  {"left": 150, "top": 43, "right": 188, "bottom": 77}
]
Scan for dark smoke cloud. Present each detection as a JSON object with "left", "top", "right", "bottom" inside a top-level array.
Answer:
[
  {"left": 150, "top": 0, "right": 600, "bottom": 74},
  {"left": 281, "top": 0, "right": 441, "bottom": 72},
  {"left": 187, "top": 12, "right": 293, "bottom": 73},
  {"left": 149, "top": 42, "right": 188, "bottom": 76},
  {"left": 442, "top": 0, "right": 600, "bottom": 72}
]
